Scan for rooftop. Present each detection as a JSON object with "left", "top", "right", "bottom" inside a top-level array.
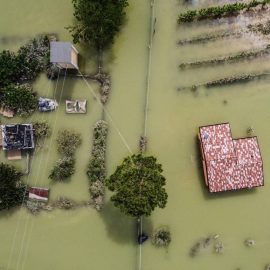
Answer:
[
  {"left": 1, "top": 124, "right": 35, "bottom": 151},
  {"left": 29, "top": 187, "right": 49, "bottom": 202},
  {"left": 50, "top": 41, "right": 78, "bottom": 67},
  {"left": 199, "top": 123, "right": 264, "bottom": 192}
]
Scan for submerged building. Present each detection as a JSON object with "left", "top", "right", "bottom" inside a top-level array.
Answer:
[
  {"left": 1, "top": 124, "right": 35, "bottom": 151},
  {"left": 50, "top": 41, "right": 79, "bottom": 70},
  {"left": 198, "top": 123, "right": 264, "bottom": 193}
]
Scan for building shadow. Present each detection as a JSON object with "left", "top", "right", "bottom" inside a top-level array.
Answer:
[{"left": 193, "top": 136, "right": 257, "bottom": 201}]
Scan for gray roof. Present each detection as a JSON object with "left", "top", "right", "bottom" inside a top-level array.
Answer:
[{"left": 50, "top": 42, "right": 74, "bottom": 63}]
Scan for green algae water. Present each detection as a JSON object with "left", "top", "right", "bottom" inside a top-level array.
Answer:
[{"left": 1, "top": 0, "right": 270, "bottom": 269}]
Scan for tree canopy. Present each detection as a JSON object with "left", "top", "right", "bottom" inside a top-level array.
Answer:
[
  {"left": 68, "top": 0, "right": 129, "bottom": 50},
  {"left": 0, "top": 163, "right": 26, "bottom": 211},
  {"left": 106, "top": 154, "right": 168, "bottom": 218}
]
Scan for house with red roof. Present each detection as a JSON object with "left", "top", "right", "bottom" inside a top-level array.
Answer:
[{"left": 198, "top": 123, "right": 264, "bottom": 193}]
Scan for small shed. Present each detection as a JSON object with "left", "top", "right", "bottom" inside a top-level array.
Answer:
[
  {"left": 29, "top": 187, "right": 49, "bottom": 202},
  {"left": 50, "top": 41, "right": 79, "bottom": 70}
]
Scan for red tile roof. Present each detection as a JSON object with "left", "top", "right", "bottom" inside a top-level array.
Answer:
[
  {"left": 199, "top": 123, "right": 264, "bottom": 192},
  {"left": 29, "top": 187, "right": 49, "bottom": 202}
]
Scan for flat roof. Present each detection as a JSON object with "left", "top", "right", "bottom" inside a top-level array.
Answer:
[
  {"left": 199, "top": 123, "right": 264, "bottom": 192},
  {"left": 1, "top": 124, "right": 34, "bottom": 150}
]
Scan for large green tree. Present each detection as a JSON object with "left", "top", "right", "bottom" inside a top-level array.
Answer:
[
  {"left": 0, "top": 163, "right": 26, "bottom": 211},
  {"left": 68, "top": 0, "right": 129, "bottom": 50},
  {"left": 106, "top": 154, "right": 168, "bottom": 218}
]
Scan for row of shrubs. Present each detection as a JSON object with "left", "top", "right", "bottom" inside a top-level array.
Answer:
[
  {"left": 87, "top": 120, "right": 108, "bottom": 211},
  {"left": 178, "top": 19, "right": 270, "bottom": 46},
  {"left": 49, "top": 130, "right": 82, "bottom": 181},
  {"left": 248, "top": 19, "right": 270, "bottom": 35},
  {"left": 178, "top": 72, "right": 269, "bottom": 91},
  {"left": 178, "top": 29, "right": 242, "bottom": 45},
  {"left": 0, "top": 35, "right": 50, "bottom": 116},
  {"left": 179, "top": 45, "right": 270, "bottom": 69},
  {"left": 178, "top": 0, "right": 270, "bottom": 23}
]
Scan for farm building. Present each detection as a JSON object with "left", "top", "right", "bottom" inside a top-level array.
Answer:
[{"left": 50, "top": 41, "right": 79, "bottom": 70}]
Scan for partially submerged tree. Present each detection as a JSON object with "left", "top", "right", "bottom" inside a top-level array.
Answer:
[
  {"left": 0, "top": 35, "right": 50, "bottom": 88},
  {"left": 68, "top": 0, "right": 129, "bottom": 50},
  {"left": 152, "top": 227, "right": 171, "bottom": 248},
  {"left": 0, "top": 163, "right": 26, "bottom": 211},
  {"left": 0, "top": 50, "right": 19, "bottom": 88},
  {"left": 106, "top": 154, "right": 168, "bottom": 218},
  {"left": 33, "top": 121, "right": 52, "bottom": 140},
  {"left": 57, "top": 130, "right": 82, "bottom": 156},
  {"left": 0, "top": 84, "right": 38, "bottom": 116}
]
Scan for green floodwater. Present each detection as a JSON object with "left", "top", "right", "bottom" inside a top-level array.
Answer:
[{"left": 1, "top": 0, "right": 270, "bottom": 269}]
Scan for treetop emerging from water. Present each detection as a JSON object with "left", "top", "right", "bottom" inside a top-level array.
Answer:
[
  {"left": 68, "top": 0, "right": 129, "bottom": 50},
  {"left": 106, "top": 154, "right": 168, "bottom": 218}
]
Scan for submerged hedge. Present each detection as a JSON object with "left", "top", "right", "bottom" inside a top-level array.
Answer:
[
  {"left": 179, "top": 45, "right": 270, "bottom": 69},
  {"left": 178, "top": 0, "right": 270, "bottom": 23},
  {"left": 87, "top": 120, "right": 108, "bottom": 211}
]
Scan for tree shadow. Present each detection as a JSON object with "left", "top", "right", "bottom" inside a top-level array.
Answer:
[
  {"left": 193, "top": 136, "right": 257, "bottom": 201},
  {"left": 0, "top": 206, "right": 21, "bottom": 219},
  {"left": 100, "top": 201, "right": 136, "bottom": 245},
  {"left": 100, "top": 201, "right": 154, "bottom": 245}
]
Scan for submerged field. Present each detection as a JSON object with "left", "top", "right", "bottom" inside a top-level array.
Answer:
[{"left": 1, "top": 0, "right": 270, "bottom": 270}]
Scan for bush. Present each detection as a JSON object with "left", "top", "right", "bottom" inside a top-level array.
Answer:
[
  {"left": 152, "top": 228, "right": 171, "bottom": 248},
  {"left": 89, "top": 180, "right": 104, "bottom": 198},
  {"left": 0, "top": 163, "right": 26, "bottom": 211},
  {"left": 33, "top": 121, "right": 51, "bottom": 140},
  {"left": 57, "top": 130, "right": 82, "bottom": 156},
  {"left": 49, "top": 157, "right": 75, "bottom": 181},
  {"left": 0, "top": 84, "right": 38, "bottom": 116}
]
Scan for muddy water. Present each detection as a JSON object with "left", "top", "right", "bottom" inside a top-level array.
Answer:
[
  {"left": 0, "top": 0, "right": 147, "bottom": 269},
  {"left": 142, "top": 1, "right": 270, "bottom": 270},
  {"left": 1, "top": 0, "right": 270, "bottom": 269}
]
